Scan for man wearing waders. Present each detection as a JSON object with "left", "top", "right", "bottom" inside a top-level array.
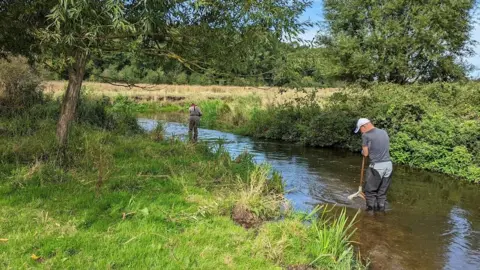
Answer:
[
  {"left": 188, "top": 103, "right": 202, "bottom": 142},
  {"left": 355, "top": 118, "right": 393, "bottom": 213}
]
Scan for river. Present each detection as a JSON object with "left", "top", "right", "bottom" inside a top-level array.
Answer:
[{"left": 138, "top": 118, "right": 480, "bottom": 270}]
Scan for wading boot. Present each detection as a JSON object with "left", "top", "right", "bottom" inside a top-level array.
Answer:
[{"left": 366, "top": 205, "right": 374, "bottom": 215}]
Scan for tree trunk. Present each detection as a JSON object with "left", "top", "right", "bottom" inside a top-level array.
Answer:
[{"left": 56, "top": 51, "right": 88, "bottom": 154}]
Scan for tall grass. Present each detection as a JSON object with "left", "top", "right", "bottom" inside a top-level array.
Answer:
[
  {"left": 44, "top": 81, "right": 337, "bottom": 106},
  {"left": 253, "top": 206, "right": 365, "bottom": 269},
  {"left": 233, "top": 165, "right": 286, "bottom": 221},
  {"left": 197, "top": 95, "right": 262, "bottom": 132},
  {"left": 0, "top": 93, "right": 364, "bottom": 268},
  {"left": 307, "top": 207, "right": 361, "bottom": 269}
]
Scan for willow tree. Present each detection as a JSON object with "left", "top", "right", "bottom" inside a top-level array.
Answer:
[
  {"left": 1, "top": 0, "right": 311, "bottom": 153},
  {"left": 36, "top": 0, "right": 139, "bottom": 152}
]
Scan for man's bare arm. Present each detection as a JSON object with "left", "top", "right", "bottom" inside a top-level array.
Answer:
[{"left": 362, "top": 146, "right": 369, "bottom": 157}]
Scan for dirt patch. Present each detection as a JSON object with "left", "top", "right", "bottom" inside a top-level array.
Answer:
[
  {"left": 286, "top": 265, "right": 315, "bottom": 270},
  {"left": 231, "top": 204, "right": 261, "bottom": 229}
]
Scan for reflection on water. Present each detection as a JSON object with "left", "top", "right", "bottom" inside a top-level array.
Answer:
[
  {"left": 138, "top": 119, "right": 480, "bottom": 270},
  {"left": 443, "top": 207, "right": 480, "bottom": 270}
]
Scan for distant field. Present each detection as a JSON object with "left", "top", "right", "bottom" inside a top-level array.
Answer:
[{"left": 44, "top": 81, "right": 338, "bottom": 106}]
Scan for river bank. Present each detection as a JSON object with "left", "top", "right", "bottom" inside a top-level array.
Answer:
[
  {"left": 132, "top": 82, "right": 480, "bottom": 183},
  {"left": 140, "top": 119, "right": 480, "bottom": 270},
  {"left": 0, "top": 99, "right": 364, "bottom": 269}
]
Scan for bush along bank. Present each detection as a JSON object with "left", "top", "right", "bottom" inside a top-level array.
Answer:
[
  {"left": 108, "top": 82, "right": 479, "bottom": 182},
  {"left": 0, "top": 97, "right": 365, "bottom": 269},
  {"left": 238, "top": 83, "right": 480, "bottom": 183}
]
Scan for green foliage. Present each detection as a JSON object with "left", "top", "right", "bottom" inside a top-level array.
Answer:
[
  {"left": 272, "top": 46, "right": 333, "bottom": 87},
  {"left": 76, "top": 94, "right": 114, "bottom": 128},
  {"left": 117, "top": 65, "right": 142, "bottom": 84},
  {"left": 172, "top": 72, "right": 187, "bottom": 85},
  {"left": 91, "top": 97, "right": 142, "bottom": 135},
  {"left": 7, "top": 0, "right": 314, "bottom": 87},
  {"left": 0, "top": 56, "right": 44, "bottom": 115},
  {"left": 198, "top": 95, "right": 262, "bottom": 131},
  {"left": 150, "top": 121, "right": 164, "bottom": 142},
  {"left": 252, "top": 206, "right": 365, "bottom": 269},
  {"left": 306, "top": 207, "right": 359, "bottom": 269},
  {"left": 319, "top": 0, "right": 477, "bottom": 83},
  {"left": 143, "top": 68, "right": 166, "bottom": 84},
  {"left": 234, "top": 165, "right": 286, "bottom": 221},
  {"left": 38, "top": 0, "right": 136, "bottom": 59},
  {"left": 83, "top": 46, "right": 338, "bottom": 87},
  {"left": 197, "top": 99, "right": 225, "bottom": 129},
  {"left": 0, "top": 0, "right": 55, "bottom": 58},
  {"left": 189, "top": 72, "right": 213, "bottom": 85},
  {"left": 10, "top": 161, "right": 72, "bottom": 188},
  {"left": 218, "top": 83, "right": 480, "bottom": 182}
]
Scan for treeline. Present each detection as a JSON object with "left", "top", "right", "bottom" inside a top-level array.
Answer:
[{"left": 42, "top": 45, "right": 339, "bottom": 88}]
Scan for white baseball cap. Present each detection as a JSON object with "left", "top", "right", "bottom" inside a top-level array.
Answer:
[{"left": 354, "top": 118, "right": 370, "bottom": 133}]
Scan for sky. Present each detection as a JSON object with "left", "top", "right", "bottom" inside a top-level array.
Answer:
[{"left": 300, "top": 1, "right": 480, "bottom": 78}]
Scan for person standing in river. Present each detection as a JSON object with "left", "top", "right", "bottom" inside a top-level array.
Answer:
[
  {"left": 188, "top": 103, "right": 202, "bottom": 142},
  {"left": 355, "top": 118, "right": 393, "bottom": 213}
]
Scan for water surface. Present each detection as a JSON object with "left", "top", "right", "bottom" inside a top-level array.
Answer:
[{"left": 139, "top": 119, "right": 480, "bottom": 270}]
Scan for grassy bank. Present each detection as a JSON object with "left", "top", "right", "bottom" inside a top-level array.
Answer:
[
  {"left": 139, "top": 83, "right": 480, "bottom": 183},
  {"left": 0, "top": 97, "right": 364, "bottom": 269}
]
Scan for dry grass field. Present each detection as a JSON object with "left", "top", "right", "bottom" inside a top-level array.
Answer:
[{"left": 44, "top": 81, "right": 338, "bottom": 106}]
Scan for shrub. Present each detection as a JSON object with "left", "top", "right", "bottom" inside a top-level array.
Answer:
[
  {"left": 0, "top": 56, "right": 43, "bottom": 115},
  {"left": 189, "top": 72, "right": 212, "bottom": 85},
  {"left": 150, "top": 121, "right": 164, "bottom": 142},
  {"left": 243, "top": 82, "right": 480, "bottom": 182},
  {"left": 144, "top": 68, "right": 166, "bottom": 84},
  {"left": 173, "top": 72, "right": 188, "bottom": 85},
  {"left": 100, "top": 64, "right": 119, "bottom": 81},
  {"left": 77, "top": 94, "right": 142, "bottom": 135},
  {"left": 77, "top": 93, "right": 114, "bottom": 129},
  {"left": 117, "top": 65, "right": 141, "bottom": 83},
  {"left": 106, "top": 96, "right": 142, "bottom": 134}
]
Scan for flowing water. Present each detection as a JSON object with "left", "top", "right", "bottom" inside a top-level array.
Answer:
[{"left": 139, "top": 118, "right": 480, "bottom": 270}]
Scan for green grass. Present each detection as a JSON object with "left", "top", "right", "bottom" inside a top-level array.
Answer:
[
  {"left": 0, "top": 110, "right": 363, "bottom": 269},
  {"left": 120, "top": 94, "right": 261, "bottom": 134},
  {"left": 111, "top": 95, "right": 184, "bottom": 115},
  {"left": 251, "top": 206, "right": 367, "bottom": 269}
]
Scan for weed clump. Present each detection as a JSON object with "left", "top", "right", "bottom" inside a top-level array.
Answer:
[
  {"left": 231, "top": 165, "right": 287, "bottom": 229},
  {"left": 253, "top": 206, "right": 365, "bottom": 269},
  {"left": 150, "top": 121, "right": 164, "bottom": 142}
]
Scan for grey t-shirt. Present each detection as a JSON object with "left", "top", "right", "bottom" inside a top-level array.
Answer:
[{"left": 362, "top": 128, "right": 391, "bottom": 163}]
